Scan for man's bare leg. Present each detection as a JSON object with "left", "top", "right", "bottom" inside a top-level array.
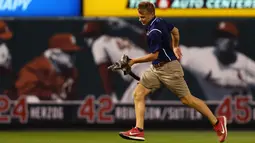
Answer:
[
  {"left": 180, "top": 94, "right": 228, "bottom": 142},
  {"left": 180, "top": 94, "right": 217, "bottom": 125},
  {"left": 119, "top": 84, "right": 151, "bottom": 141},
  {"left": 133, "top": 84, "right": 151, "bottom": 129}
]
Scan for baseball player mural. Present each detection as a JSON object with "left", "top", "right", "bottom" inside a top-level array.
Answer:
[
  {"left": 180, "top": 21, "right": 255, "bottom": 100},
  {"left": 82, "top": 19, "right": 150, "bottom": 103},
  {"left": 0, "top": 20, "right": 13, "bottom": 94},
  {"left": 14, "top": 33, "right": 79, "bottom": 103}
]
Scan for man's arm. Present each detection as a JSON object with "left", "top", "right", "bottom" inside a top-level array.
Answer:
[
  {"left": 130, "top": 30, "right": 161, "bottom": 65},
  {"left": 170, "top": 27, "right": 182, "bottom": 59},
  {"left": 171, "top": 33, "right": 174, "bottom": 48},
  {"left": 171, "top": 27, "right": 180, "bottom": 48},
  {"left": 131, "top": 51, "right": 159, "bottom": 65}
]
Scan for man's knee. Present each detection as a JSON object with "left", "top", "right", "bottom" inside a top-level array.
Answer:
[
  {"left": 133, "top": 90, "right": 146, "bottom": 101},
  {"left": 133, "top": 84, "right": 150, "bottom": 101},
  {"left": 180, "top": 94, "right": 195, "bottom": 106}
]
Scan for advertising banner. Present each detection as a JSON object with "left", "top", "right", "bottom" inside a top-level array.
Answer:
[
  {"left": 0, "top": 0, "right": 81, "bottom": 17},
  {"left": 83, "top": 0, "right": 255, "bottom": 17},
  {"left": 0, "top": 18, "right": 255, "bottom": 129}
]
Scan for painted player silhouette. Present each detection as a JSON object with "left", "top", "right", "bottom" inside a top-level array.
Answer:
[{"left": 180, "top": 21, "right": 255, "bottom": 100}]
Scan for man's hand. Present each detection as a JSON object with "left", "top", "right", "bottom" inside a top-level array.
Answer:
[
  {"left": 173, "top": 47, "right": 182, "bottom": 60},
  {"left": 108, "top": 54, "right": 132, "bottom": 75},
  {"left": 107, "top": 55, "right": 140, "bottom": 81},
  {"left": 128, "top": 59, "right": 135, "bottom": 67}
]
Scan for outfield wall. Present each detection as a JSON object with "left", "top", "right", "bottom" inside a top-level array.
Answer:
[{"left": 0, "top": 18, "right": 255, "bottom": 130}]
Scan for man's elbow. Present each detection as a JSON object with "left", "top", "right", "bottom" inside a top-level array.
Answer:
[
  {"left": 151, "top": 52, "right": 159, "bottom": 60},
  {"left": 171, "top": 27, "right": 179, "bottom": 36}
]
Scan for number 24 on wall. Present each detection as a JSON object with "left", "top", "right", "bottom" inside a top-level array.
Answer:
[
  {"left": 215, "top": 96, "right": 253, "bottom": 124},
  {"left": 0, "top": 96, "right": 28, "bottom": 124}
]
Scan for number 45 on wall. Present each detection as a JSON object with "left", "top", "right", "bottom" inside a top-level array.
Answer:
[{"left": 215, "top": 96, "right": 253, "bottom": 124}]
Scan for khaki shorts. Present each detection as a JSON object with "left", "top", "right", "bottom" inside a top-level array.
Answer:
[{"left": 140, "top": 60, "right": 190, "bottom": 98}]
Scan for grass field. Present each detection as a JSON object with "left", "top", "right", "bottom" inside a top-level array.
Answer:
[{"left": 0, "top": 131, "right": 254, "bottom": 143}]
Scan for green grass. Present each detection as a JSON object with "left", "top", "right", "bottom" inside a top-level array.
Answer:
[{"left": 0, "top": 131, "right": 254, "bottom": 143}]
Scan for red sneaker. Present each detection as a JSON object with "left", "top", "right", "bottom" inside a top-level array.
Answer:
[
  {"left": 213, "top": 116, "right": 227, "bottom": 142},
  {"left": 119, "top": 127, "right": 145, "bottom": 141}
]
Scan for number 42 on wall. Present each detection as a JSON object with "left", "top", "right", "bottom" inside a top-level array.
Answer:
[{"left": 78, "top": 95, "right": 114, "bottom": 124}]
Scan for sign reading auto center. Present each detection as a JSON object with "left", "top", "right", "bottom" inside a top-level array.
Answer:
[{"left": 83, "top": 0, "right": 255, "bottom": 17}]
